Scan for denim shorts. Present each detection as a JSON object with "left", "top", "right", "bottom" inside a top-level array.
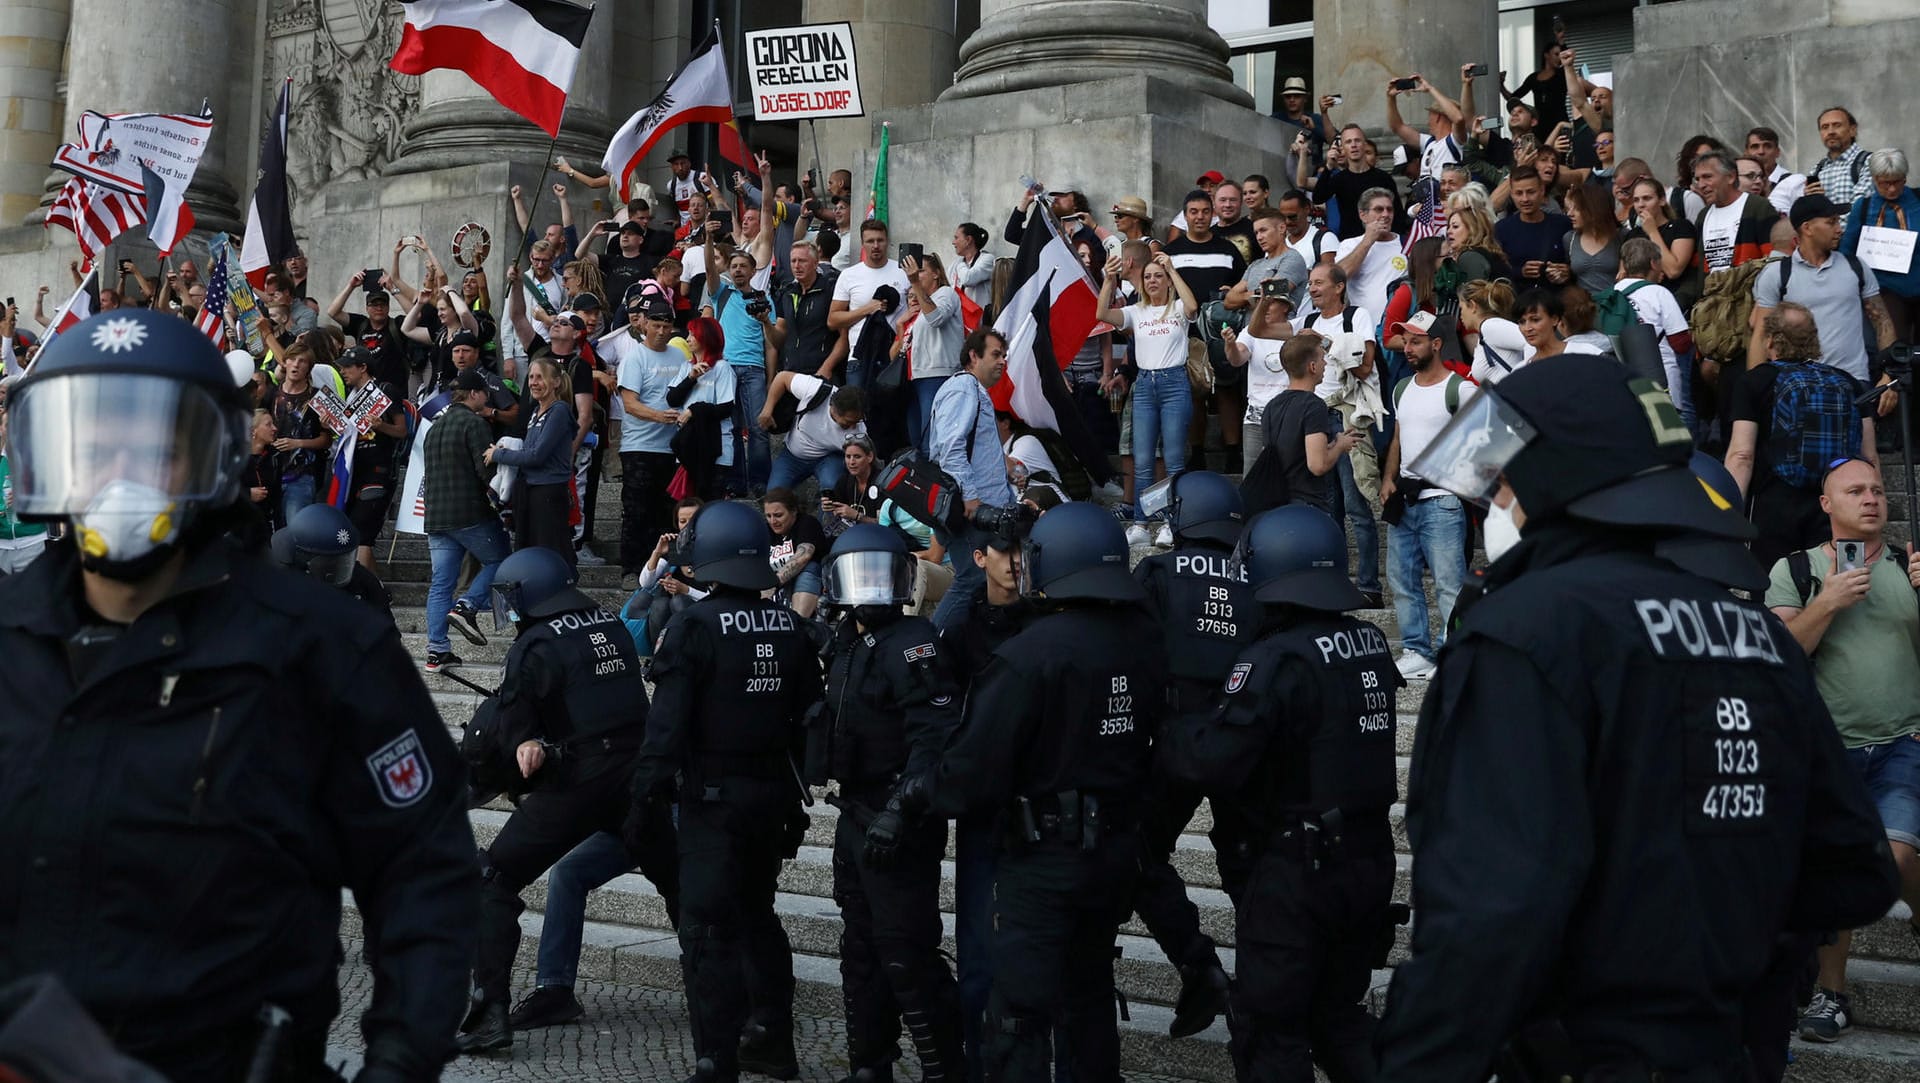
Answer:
[
  {"left": 1845, "top": 734, "right": 1920, "bottom": 850},
  {"left": 793, "top": 562, "right": 822, "bottom": 598}
]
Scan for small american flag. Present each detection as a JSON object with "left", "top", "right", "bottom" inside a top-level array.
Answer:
[
  {"left": 45, "top": 177, "right": 147, "bottom": 268},
  {"left": 1403, "top": 176, "right": 1445, "bottom": 249},
  {"left": 195, "top": 249, "right": 229, "bottom": 346}
]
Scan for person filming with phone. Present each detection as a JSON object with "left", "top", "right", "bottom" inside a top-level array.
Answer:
[{"left": 1763, "top": 455, "right": 1920, "bottom": 1044}]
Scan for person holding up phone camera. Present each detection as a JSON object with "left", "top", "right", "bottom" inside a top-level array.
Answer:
[
  {"left": 1385, "top": 71, "right": 1466, "bottom": 181},
  {"left": 1763, "top": 455, "right": 1920, "bottom": 1046}
]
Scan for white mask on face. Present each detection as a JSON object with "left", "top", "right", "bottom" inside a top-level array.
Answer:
[
  {"left": 73, "top": 479, "right": 180, "bottom": 572},
  {"left": 1483, "top": 496, "right": 1522, "bottom": 562}
]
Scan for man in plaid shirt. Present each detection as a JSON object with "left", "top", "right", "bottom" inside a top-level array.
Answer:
[{"left": 423, "top": 368, "right": 512, "bottom": 672}]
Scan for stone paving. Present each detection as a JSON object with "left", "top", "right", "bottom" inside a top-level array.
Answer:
[{"left": 324, "top": 949, "right": 1210, "bottom": 1083}]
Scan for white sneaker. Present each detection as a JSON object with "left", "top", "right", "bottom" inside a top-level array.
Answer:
[
  {"left": 1395, "top": 651, "right": 1437, "bottom": 681},
  {"left": 1153, "top": 522, "right": 1174, "bottom": 548},
  {"left": 1126, "top": 523, "right": 1152, "bottom": 548},
  {"left": 575, "top": 545, "right": 608, "bottom": 567},
  {"left": 1092, "top": 480, "right": 1125, "bottom": 503}
]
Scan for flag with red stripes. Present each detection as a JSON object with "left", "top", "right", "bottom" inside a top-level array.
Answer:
[
  {"left": 1402, "top": 176, "right": 1444, "bottom": 249},
  {"left": 44, "top": 178, "right": 147, "bottom": 268},
  {"left": 390, "top": 0, "right": 594, "bottom": 138},
  {"left": 602, "top": 25, "right": 734, "bottom": 197},
  {"left": 195, "top": 247, "right": 230, "bottom": 346}
]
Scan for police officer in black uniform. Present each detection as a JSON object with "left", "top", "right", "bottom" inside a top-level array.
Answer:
[
  {"left": 1375, "top": 356, "right": 1898, "bottom": 1081},
  {"left": 812, "top": 523, "right": 966, "bottom": 1082},
  {"left": 627, "top": 501, "right": 825, "bottom": 1083},
  {"left": 456, "top": 545, "right": 679, "bottom": 1051},
  {"left": 1165, "top": 504, "right": 1399, "bottom": 1082},
  {"left": 906, "top": 501, "right": 1167, "bottom": 1081},
  {"left": 0, "top": 309, "right": 477, "bottom": 1082},
  {"left": 270, "top": 503, "right": 393, "bottom": 618},
  {"left": 1128, "top": 470, "right": 1253, "bottom": 1038}
]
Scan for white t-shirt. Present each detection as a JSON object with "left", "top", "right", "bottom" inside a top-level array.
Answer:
[
  {"left": 1300, "top": 305, "right": 1377, "bottom": 401},
  {"left": 671, "top": 173, "right": 707, "bottom": 224},
  {"left": 1419, "top": 134, "right": 1461, "bottom": 180},
  {"left": 833, "top": 260, "right": 912, "bottom": 353},
  {"left": 1397, "top": 373, "right": 1479, "bottom": 496},
  {"left": 1617, "top": 277, "right": 1691, "bottom": 399},
  {"left": 1333, "top": 234, "right": 1408, "bottom": 319},
  {"left": 1239, "top": 330, "right": 1291, "bottom": 422},
  {"left": 1003, "top": 434, "right": 1060, "bottom": 481},
  {"left": 1468, "top": 317, "right": 1531, "bottom": 385},
  {"left": 1121, "top": 302, "right": 1190, "bottom": 371},
  {"left": 1769, "top": 173, "right": 1806, "bottom": 216},
  {"left": 785, "top": 373, "right": 868, "bottom": 460},
  {"left": 1699, "top": 194, "right": 1748, "bottom": 273},
  {"left": 1287, "top": 226, "right": 1337, "bottom": 267}
]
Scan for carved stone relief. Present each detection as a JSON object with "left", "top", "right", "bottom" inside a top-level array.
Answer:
[{"left": 265, "top": 0, "right": 420, "bottom": 211}]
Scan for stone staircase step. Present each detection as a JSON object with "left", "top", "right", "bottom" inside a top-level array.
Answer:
[{"left": 1786, "top": 1026, "right": 1920, "bottom": 1081}]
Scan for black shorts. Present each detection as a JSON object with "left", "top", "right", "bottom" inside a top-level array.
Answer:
[{"left": 347, "top": 485, "right": 395, "bottom": 546}]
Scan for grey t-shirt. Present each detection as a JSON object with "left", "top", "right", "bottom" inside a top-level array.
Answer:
[
  {"left": 1753, "top": 250, "right": 1881, "bottom": 383},
  {"left": 1242, "top": 248, "right": 1311, "bottom": 313}
]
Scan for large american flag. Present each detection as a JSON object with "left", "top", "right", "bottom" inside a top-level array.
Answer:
[
  {"left": 45, "top": 177, "right": 146, "bottom": 268},
  {"left": 1403, "top": 176, "right": 1445, "bottom": 249},
  {"left": 195, "top": 249, "right": 230, "bottom": 346}
]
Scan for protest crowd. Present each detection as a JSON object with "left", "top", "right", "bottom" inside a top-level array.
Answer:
[{"left": 5, "top": 9, "right": 1920, "bottom": 1083}]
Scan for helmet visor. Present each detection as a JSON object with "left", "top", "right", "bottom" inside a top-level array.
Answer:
[
  {"left": 823, "top": 549, "right": 913, "bottom": 607},
  {"left": 1406, "top": 387, "right": 1538, "bottom": 507},
  {"left": 301, "top": 547, "right": 357, "bottom": 587},
  {"left": 1136, "top": 476, "right": 1175, "bottom": 521},
  {"left": 8, "top": 373, "right": 237, "bottom": 516}
]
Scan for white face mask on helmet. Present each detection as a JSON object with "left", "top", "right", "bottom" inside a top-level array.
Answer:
[
  {"left": 1483, "top": 496, "right": 1523, "bottom": 562},
  {"left": 72, "top": 479, "right": 182, "bottom": 576}
]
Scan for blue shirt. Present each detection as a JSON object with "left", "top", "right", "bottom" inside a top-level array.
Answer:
[
  {"left": 616, "top": 339, "right": 684, "bottom": 454},
  {"left": 929, "top": 374, "right": 1015, "bottom": 508},
  {"left": 1842, "top": 186, "right": 1920, "bottom": 299},
  {"left": 714, "top": 277, "right": 769, "bottom": 368},
  {"left": 671, "top": 360, "right": 738, "bottom": 467},
  {"left": 1493, "top": 212, "right": 1573, "bottom": 291}
]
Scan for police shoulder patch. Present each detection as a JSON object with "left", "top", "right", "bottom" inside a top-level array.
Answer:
[
  {"left": 1225, "top": 662, "right": 1253, "bottom": 694},
  {"left": 366, "top": 729, "right": 433, "bottom": 808},
  {"left": 903, "top": 642, "right": 937, "bottom": 663}
]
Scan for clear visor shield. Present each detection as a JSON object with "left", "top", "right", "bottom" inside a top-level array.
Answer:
[
  {"left": 1136, "top": 476, "right": 1175, "bottom": 521},
  {"left": 7, "top": 373, "right": 238, "bottom": 516},
  {"left": 301, "top": 548, "right": 356, "bottom": 587},
  {"left": 1406, "top": 388, "right": 1539, "bottom": 507},
  {"left": 823, "top": 550, "right": 913, "bottom": 607},
  {"left": 491, "top": 582, "right": 525, "bottom": 628}
]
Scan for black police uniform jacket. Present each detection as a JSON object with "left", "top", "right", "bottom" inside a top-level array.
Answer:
[
  {"left": 630, "top": 590, "right": 824, "bottom": 800},
  {"left": 0, "top": 540, "right": 478, "bottom": 1078},
  {"left": 817, "top": 616, "right": 960, "bottom": 792},
  {"left": 927, "top": 603, "right": 1167, "bottom": 817},
  {"left": 1134, "top": 546, "right": 1261, "bottom": 714},
  {"left": 1376, "top": 526, "right": 1897, "bottom": 1080},
  {"left": 495, "top": 601, "right": 647, "bottom": 778}
]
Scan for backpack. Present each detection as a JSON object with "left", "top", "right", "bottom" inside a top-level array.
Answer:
[
  {"left": 876, "top": 395, "right": 976, "bottom": 536},
  {"left": 1688, "top": 257, "right": 1778, "bottom": 363},
  {"left": 1592, "top": 281, "right": 1668, "bottom": 387},
  {"left": 1766, "top": 359, "right": 1863, "bottom": 490},
  {"left": 1392, "top": 371, "right": 1465, "bottom": 414}
]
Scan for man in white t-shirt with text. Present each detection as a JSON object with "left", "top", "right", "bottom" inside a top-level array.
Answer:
[
  {"left": 1615, "top": 237, "right": 1697, "bottom": 424},
  {"left": 1334, "top": 189, "right": 1407, "bottom": 318},
  {"left": 827, "top": 218, "right": 911, "bottom": 388},
  {"left": 758, "top": 372, "right": 870, "bottom": 491}
]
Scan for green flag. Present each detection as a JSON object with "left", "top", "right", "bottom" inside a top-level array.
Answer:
[{"left": 865, "top": 121, "right": 890, "bottom": 224}]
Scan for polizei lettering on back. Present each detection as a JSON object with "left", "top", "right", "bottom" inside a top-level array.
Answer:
[
  {"left": 1173, "top": 553, "right": 1249, "bottom": 582},
  {"left": 1633, "top": 597, "right": 1785, "bottom": 664},
  {"left": 1314, "top": 624, "right": 1392, "bottom": 664},
  {"left": 719, "top": 608, "right": 798, "bottom": 636},
  {"left": 546, "top": 609, "right": 617, "bottom": 636}
]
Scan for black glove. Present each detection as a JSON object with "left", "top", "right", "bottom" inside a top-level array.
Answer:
[
  {"left": 894, "top": 770, "right": 931, "bottom": 818},
  {"left": 864, "top": 792, "right": 908, "bottom": 869},
  {"left": 621, "top": 797, "right": 655, "bottom": 855}
]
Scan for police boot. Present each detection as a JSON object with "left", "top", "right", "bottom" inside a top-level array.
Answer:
[
  {"left": 1169, "top": 957, "right": 1231, "bottom": 1039},
  {"left": 454, "top": 1001, "right": 512, "bottom": 1054},
  {"left": 683, "top": 1057, "right": 734, "bottom": 1083},
  {"left": 737, "top": 1021, "right": 800, "bottom": 1080}
]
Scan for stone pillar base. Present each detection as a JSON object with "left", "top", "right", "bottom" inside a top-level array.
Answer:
[
  {"left": 386, "top": 99, "right": 613, "bottom": 177},
  {"left": 868, "top": 75, "right": 1292, "bottom": 261}
]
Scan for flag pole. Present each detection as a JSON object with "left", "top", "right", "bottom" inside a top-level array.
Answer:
[{"left": 503, "top": 3, "right": 598, "bottom": 299}]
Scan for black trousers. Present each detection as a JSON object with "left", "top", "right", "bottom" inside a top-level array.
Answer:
[
  {"left": 1229, "top": 840, "right": 1394, "bottom": 1083},
  {"left": 474, "top": 758, "right": 679, "bottom": 1007},
  {"left": 619, "top": 451, "right": 677, "bottom": 574},
  {"left": 831, "top": 794, "right": 964, "bottom": 1080},
  {"left": 986, "top": 832, "right": 1138, "bottom": 1083},
  {"left": 513, "top": 480, "right": 574, "bottom": 567},
  {"left": 676, "top": 781, "right": 798, "bottom": 1073},
  {"left": 580, "top": 425, "right": 607, "bottom": 547},
  {"left": 1132, "top": 776, "right": 1222, "bottom": 973}
]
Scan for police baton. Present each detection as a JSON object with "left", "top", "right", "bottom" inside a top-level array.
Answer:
[
  {"left": 432, "top": 668, "right": 499, "bottom": 698},
  {"left": 242, "top": 1003, "right": 291, "bottom": 1083}
]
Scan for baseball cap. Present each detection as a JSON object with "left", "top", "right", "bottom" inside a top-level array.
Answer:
[
  {"left": 364, "top": 290, "right": 390, "bottom": 304},
  {"left": 453, "top": 369, "right": 490, "bottom": 392},
  {"left": 1391, "top": 145, "right": 1410, "bottom": 169},
  {"left": 1111, "top": 195, "right": 1151, "bottom": 220},
  {"left": 1281, "top": 76, "right": 1309, "bottom": 96},
  {"left": 572, "top": 292, "right": 603, "bottom": 311},
  {"left": 1389, "top": 311, "right": 1438, "bottom": 339},
  {"left": 1196, "top": 169, "right": 1226, "bottom": 186},
  {"left": 336, "top": 345, "right": 376, "bottom": 369},
  {"left": 553, "top": 311, "right": 586, "bottom": 331},
  {"left": 637, "top": 296, "right": 674, "bottom": 321},
  {"left": 1047, "top": 178, "right": 1087, "bottom": 197},
  {"left": 1791, "top": 193, "right": 1844, "bottom": 230},
  {"left": 619, "top": 220, "right": 647, "bottom": 235},
  {"left": 449, "top": 330, "right": 480, "bottom": 349},
  {"left": 668, "top": 148, "right": 690, "bottom": 161}
]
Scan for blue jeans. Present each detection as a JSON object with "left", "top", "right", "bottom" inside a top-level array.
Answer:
[
  {"left": 425, "top": 518, "right": 512, "bottom": 653},
  {"left": 767, "top": 447, "right": 847, "bottom": 493},
  {"left": 908, "top": 374, "right": 951, "bottom": 454},
  {"left": 1130, "top": 368, "right": 1191, "bottom": 519},
  {"left": 1330, "top": 453, "right": 1382, "bottom": 594},
  {"left": 1846, "top": 736, "right": 1920, "bottom": 850},
  {"left": 281, "top": 475, "right": 317, "bottom": 524},
  {"left": 535, "top": 831, "right": 634, "bottom": 988},
  {"left": 1386, "top": 494, "right": 1467, "bottom": 661},
  {"left": 931, "top": 524, "right": 985, "bottom": 632},
  {"left": 729, "top": 362, "right": 771, "bottom": 493}
]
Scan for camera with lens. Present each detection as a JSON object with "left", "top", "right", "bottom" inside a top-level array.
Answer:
[
  {"left": 745, "top": 294, "right": 772, "bottom": 319},
  {"left": 972, "top": 502, "right": 1038, "bottom": 549}
]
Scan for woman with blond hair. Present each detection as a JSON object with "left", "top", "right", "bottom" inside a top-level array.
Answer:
[
  {"left": 1444, "top": 204, "right": 1510, "bottom": 284},
  {"left": 1460, "top": 278, "right": 1530, "bottom": 385}
]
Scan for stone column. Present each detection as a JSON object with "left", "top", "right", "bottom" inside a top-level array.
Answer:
[
  {"left": 0, "top": 0, "right": 70, "bottom": 224},
  {"left": 942, "top": 0, "right": 1249, "bottom": 108},
  {"left": 387, "top": 14, "right": 617, "bottom": 175},
  {"left": 801, "top": 0, "right": 957, "bottom": 190},
  {"left": 1313, "top": 0, "right": 1499, "bottom": 137},
  {"left": 53, "top": 0, "right": 243, "bottom": 232}
]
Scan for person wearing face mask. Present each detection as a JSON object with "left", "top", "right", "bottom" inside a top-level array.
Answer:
[
  {"left": 0, "top": 309, "right": 479, "bottom": 1083},
  {"left": 1375, "top": 353, "right": 1897, "bottom": 1083}
]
